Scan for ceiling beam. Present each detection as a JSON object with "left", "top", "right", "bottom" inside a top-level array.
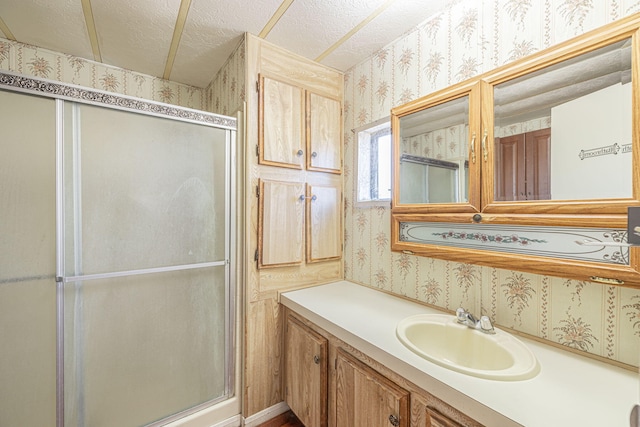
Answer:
[
  {"left": 259, "top": 0, "right": 296, "bottom": 38},
  {"left": 0, "top": 15, "right": 16, "bottom": 40},
  {"left": 81, "top": 0, "right": 102, "bottom": 62},
  {"left": 315, "top": 0, "right": 396, "bottom": 63},
  {"left": 163, "top": 0, "right": 192, "bottom": 80}
]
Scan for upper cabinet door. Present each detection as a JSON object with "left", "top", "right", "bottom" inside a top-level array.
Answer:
[
  {"left": 258, "top": 75, "right": 342, "bottom": 173},
  {"left": 482, "top": 31, "right": 638, "bottom": 218},
  {"left": 306, "top": 183, "right": 342, "bottom": 263},
  {"left": 307, "top": 92, "right": 342, "bottom": 173},
  {"left": 391, "top": 80, "right": 482, "bottom": 214},
  {"left": 392, "top": 16, "right": 640, "bottom": 224},
  {"left": 258, "top": 75, "right": 305, "bottom": 169}
]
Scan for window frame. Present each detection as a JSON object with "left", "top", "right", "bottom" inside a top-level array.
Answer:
[{"left": 354, "top": 117, "right": 392, "bottom": 207}]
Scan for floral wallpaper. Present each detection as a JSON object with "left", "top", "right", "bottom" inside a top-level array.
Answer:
[
  {"left": 402, "top": 123, "right": 467, "bottom": 161},
  {"left": 206, "top": 37, "right": 246, "bottom": 117},
  {"left": 0, "top": 37, "right": 205, "bottom": 110},
  {"left": 344, "top": 0, "right": 640, "bottom": 367}
]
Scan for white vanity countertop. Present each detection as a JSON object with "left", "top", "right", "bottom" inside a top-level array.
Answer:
[{"left": 280, "top": 280, "right": 639, "bottom": 427}]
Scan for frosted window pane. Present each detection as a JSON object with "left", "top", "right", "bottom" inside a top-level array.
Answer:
[
  {"left": 64, "top": 103, "right": 228, "bottom": 275},
  {"left": 0, "top": 90, "right": 56, "bottom": 427},
  {"left": 64, "top": 267, "right": 227, "bottom": 427}
]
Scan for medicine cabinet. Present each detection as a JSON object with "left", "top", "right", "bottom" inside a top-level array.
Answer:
[{"left": 391, "top": 13, "right": 640, "bottom": 287}]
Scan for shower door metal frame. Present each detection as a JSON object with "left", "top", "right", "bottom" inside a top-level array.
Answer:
[{"left": 0, "top": 70, "right": 237, "bottom": 427}]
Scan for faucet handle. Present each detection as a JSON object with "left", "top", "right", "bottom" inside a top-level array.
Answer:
[
  {"left": 479, "top": 315, "right": 496, "bottom": 334},
  {"left": 455, "top": 307, "right": 467, "bottom": 322}
]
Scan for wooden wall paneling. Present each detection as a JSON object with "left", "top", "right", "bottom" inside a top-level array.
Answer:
[
  {"left": 259, "top": 41, "right": 342, "bottom": 99},
  {"left": 243, "top": 33, "right": 344, "bottom": 418},
  {"left": 244, "top": 298, "right": 283, "bottom": 416},
  {"left": 258, "top": 261, "right": 342, "bottom": 296}
]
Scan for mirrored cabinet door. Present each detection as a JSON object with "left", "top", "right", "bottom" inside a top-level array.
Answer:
[
  {"left": 392, "top": 80, "right": 482, "bottom": 213},
  {"left": 482, "top": 32, "right": 639, "bottom": 217}
]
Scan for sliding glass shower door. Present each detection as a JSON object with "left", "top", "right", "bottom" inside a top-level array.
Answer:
[
  {"left": 0, "top": 77, "right": 235, "bottom": 427},
  {"left": 0, "top": 90, "right": 57, "bottom": 427},
  {"left": 60, "top": 103, "right": 233, "bottom": 427}
]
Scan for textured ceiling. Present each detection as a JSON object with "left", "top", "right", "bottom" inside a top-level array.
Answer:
[{"left": 0, "top": 0, "right": 455, "bottom": 88}]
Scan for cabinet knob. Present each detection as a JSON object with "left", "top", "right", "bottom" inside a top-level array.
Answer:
[
  {"left": 299, "top": 195, "right": 317, "bottom": 202},
  {"left": 296, "top": 149, "right": 304, "bottom": 157},
  {"left": 388, "top": 414, "right": 400, "bottom": 426},
  {"left": 313, "top": 355, "right": 320, "bottom": 364},
  {"left": 311, "top": 151, "right": 318, "bottom": 158}
]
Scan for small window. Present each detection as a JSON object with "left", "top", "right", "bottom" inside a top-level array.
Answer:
[{"left": 356, "top": 119, "right": 392, "bottom": 206}]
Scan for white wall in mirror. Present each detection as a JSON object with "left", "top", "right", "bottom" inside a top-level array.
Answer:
[{"left": 550, "top": 82, "right": 632, "bottom": 200}]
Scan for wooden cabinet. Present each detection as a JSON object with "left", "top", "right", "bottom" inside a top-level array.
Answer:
[
  {"left": 307, "top": 92, "right": 342, "bottom": 173},
  {"left": 390, "top": 15, "right": 640, "bottom": 287},
  {"left": 259, "top": 75, "right": 342, "bottom": 174},
  {"left": 494, "top": 128, "right": 551, "bottom": 201},
  {"left": 259, "top": 76, "right": 305, "bottom": 169},
  {"left": 306, "top": 183, "right": 342, "bottom": 263},
  {"left": 257, "top": 179, "right": 341, "bottom": 268},
  {"left": 425, "top": 407, "right": 463, "bottom": 427},
  {"left": 335, "top": 348, "right": 409, "bottom": 427},
  {"left": 284, "top": 314, "right": 328, "bottom": 427},
  {"left": 282, "top": 310, "right": 484, "bottom": 427},
  {"left": 256, "top": 73, "right": 342, "bottom": 270},
  {"left": 257, "top": 179, "right": 305, "bottom": 268}
]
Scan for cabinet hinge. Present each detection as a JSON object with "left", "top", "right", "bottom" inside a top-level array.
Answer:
[
  {"left": 256, "top": 80, "right": 260, "bottom": 92},
  {"left": 256, "top": 144, "right": 259, "bottom": 157},
  {"left": 254, "top": 249, "right": 259, "bottom": 262},
  {"left": 334, "top": 358, "right": 337, "bottom": 370},
  {"left": 256, "top": 185, "right": 260, "bottom": 197}
]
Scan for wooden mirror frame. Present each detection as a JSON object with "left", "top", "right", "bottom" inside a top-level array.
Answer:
[{"left": 390, "top": 13, "right": 640, "bottom": 288}]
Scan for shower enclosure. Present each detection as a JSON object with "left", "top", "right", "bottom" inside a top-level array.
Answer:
[{"left": 0, "top": 72, "right": 237, "bottom": 427}]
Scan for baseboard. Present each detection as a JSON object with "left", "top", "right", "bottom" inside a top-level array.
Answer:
[
  {"left": 211, "top": 415, "right": 242, "bottom": 427},
  {"left": 242, "top": 402, "right": 290, "bottom": 427}
]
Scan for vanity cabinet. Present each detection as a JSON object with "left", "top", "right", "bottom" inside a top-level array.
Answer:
[
  {"left": 425, "top": 407, "right": 463, "bottom": 427},
  {"left": 282, "top": 309, "right": 484, "bottom": 427},
  {"left": 257, "top": 179, "right": 341, "bottom": 268},
  {"left": 284, "top": 314, "right": 328, "bottom": 427},
  {"left": 258, "top": 75, "right": 342, "bottom": 174},
  {"left": 335, "top": 348, "right": 409, "bottom": 427},
  {"left": 391, "top": 14, "right": 640, "bottom": 286}
]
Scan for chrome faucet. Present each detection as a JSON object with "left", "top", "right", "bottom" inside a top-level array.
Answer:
[{"left": 456, "top": 307, "right": 495, "bottom": 334}]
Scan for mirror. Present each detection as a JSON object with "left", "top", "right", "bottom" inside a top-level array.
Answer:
[
  {"left": 398, "top": 94, "right": 470, "bottom": 204},
  {"left": 400, "top": 155, "right": 468, "bottom": 203},
  {"left": 493, "top": 38, "right": 632, "bottom": 202}
]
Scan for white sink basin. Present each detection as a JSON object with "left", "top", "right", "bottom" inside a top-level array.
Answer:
[{"left": 396, "top": 313, "right": 539, "bottom": 381}]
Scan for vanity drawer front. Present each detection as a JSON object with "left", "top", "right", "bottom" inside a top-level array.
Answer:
[{"left": 426, "top": 406, "right": 464, "bottom": 427}]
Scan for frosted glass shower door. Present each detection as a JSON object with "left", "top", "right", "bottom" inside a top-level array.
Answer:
[
  {"left": 0, "top": 90, "right": 57, "bottom": 426},
  {"left": 62, "top": 102, "right": 232, "bottom": 427}
]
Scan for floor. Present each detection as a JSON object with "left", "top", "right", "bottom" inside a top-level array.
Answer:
[{"left": 256, "top": 410, "right": 304, "bottom": 427}]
